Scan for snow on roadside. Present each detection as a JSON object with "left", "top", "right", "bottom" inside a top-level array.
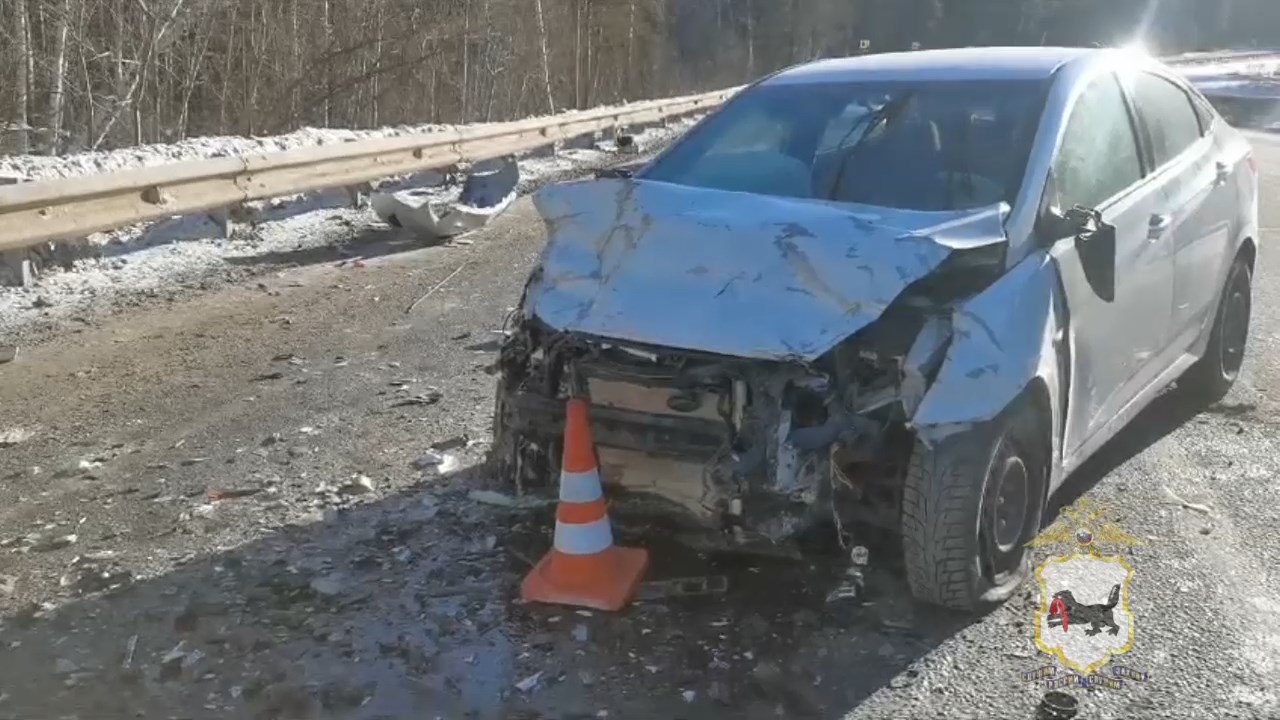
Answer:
[
  {"left": 0, "top": 93, "right": 693, "bottom": 182},
  {"left": 1197, "top": 78, "right": 1280, "bottom": 101},
  {"left": 0, "top": 117, "right": 699, "bottom": 343},
  {"left": 0, "top": 123, "right": 451, "bottom": 182}
]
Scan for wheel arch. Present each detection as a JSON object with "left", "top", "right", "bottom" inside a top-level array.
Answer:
[
  {"left": 911, "top": 249, "right": 1065, "bottom": 485},
  {"left": 1012, "top": 376, "right": 1056, "bottom": 507},
  {"left": 1239, "top": 235, "right": 1257, "bottom": 275}
]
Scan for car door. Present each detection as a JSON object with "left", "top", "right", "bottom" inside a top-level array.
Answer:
[
  {"left": 1046, "top": 71, "right": 1175, "bottom": 458},
  {"left": 1123, "top": 70, "right": 1237, "bottom": 351}
]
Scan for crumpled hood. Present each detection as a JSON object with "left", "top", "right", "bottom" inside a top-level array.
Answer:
[{"left": 525, "top": 178, "right": 1009, "bottom": 361}]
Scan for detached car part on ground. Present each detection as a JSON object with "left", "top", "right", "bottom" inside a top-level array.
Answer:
[
  {"left": 491, "top": 47, "right": 1260, "bottom": 611},
  {"left": 372, "top": 157, "right": 519, "bottom": 240}
]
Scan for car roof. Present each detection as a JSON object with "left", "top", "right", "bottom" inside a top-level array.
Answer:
[{"left": 765, "top": 47, "right": 1104, "bottom": 85}]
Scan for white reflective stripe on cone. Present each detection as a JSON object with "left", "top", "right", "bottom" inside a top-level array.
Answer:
[
  {"left": 553, "top": 515, "right": 613, "bottom": 555},
  {"left": 559, "top": 469, "right": 604, "bottom": 503}
]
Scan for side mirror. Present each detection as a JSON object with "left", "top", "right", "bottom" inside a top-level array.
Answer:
[
  {"left": 1059, "top": 205, "right": 1117, "bottom": 303},
  {"left": 1038, "top": 204, "right": 1083, "bottom": 241},
  {"left": 1035, "top": 171, "right": 1115, "bottom": 301}
]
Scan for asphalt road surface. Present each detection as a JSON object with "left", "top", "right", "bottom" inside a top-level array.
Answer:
[{"left": 1, "top": 132, "right": 1279, "bottom": 720}]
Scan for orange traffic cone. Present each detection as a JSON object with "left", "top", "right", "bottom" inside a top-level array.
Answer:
[{"left": 520, "top": 397, "right": 649, "bottom": 611}]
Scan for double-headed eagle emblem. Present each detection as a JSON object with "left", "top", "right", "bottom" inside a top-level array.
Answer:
[
  {"left": 1026, "top": 497, "right": 1142, "bottom": 551},
  {"left": 1026, "top": 497, "right": 1142, "bottom": 676}
]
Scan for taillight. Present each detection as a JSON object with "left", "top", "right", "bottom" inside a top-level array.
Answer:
[{"left": 1247, "top": 153, "right": 1257, "bottom": 175}]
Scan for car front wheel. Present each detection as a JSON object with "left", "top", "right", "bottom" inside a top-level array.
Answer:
[{"left": 901, "top": 399, "right": 1049, "bottom": 612}]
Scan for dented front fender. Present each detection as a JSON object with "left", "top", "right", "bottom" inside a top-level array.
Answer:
[{"left": 911, "top": 251, "right": 1063, "bottom": 463}]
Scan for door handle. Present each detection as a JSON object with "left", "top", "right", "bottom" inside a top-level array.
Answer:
[{"left": 1148, "top": 213, "right": 1172, "bottom": 239}]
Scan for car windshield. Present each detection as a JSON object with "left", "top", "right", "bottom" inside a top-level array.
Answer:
[{"left": 641, "top": 78, "right": 1050, "bottom": 211}]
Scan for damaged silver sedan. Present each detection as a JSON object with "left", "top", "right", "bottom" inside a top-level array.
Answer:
[{"left": 492, "top": 47, "right": 1259, "bottom": 610}]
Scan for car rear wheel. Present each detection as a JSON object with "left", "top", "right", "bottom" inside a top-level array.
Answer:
[
  {"left": 901, "top": 399, "right": 1048, "bottom": 612},
  {"left": 1181, "top": 255, "right": 1252, "bottom": 403}
]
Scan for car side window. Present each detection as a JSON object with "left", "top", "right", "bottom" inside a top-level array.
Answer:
[
  {"left": 1053, "top": 73, "right": 1143, "bottom": 211},
  {"left": 1130, "top": 72, "right": 1204, "bottom": 167}
]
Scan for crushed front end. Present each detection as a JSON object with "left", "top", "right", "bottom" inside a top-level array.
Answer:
[
  {"left": 491, "top": 177, "right": 1016, "bottom": 551},
  {"left": 496, "top": 307, "right": 971, "bottom": 550}
]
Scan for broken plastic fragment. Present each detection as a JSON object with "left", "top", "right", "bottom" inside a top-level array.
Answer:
[{"left": 515, "top": 671, "right": 543, "bottom": 692}]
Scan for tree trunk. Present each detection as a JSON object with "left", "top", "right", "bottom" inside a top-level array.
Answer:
[
  {"left": 573, "top": 0, "right": 582, "bottom": 108},
  {"left": 290, "top": 0, "right": 300, "bottom": 124},
  {"left": 13, "top": 0, "right": 32, "bottom": 153},
  {"left": 47, "top": 0, "right": 74, "bottom": 154},
  {"left": 626, "top": 0, "right": 635, "bottom": 97},
  {"left": 323, "top": 0, "right": 333, "bottom": 126},
  {"left": 461, "top": 0, "right": 471, "bottom": 122},
  {"left": 534, "top": 0, "right": 556, "bottom": 112},
  {"left": 584, "top": 0, "right": 593, "bottom": 106},
  {"left": 78, "top": 0, "right": 95, "bottom": 148},
  {"left": 177, "top": 8, "right": 216, "bottom": 138},
  {"left": 372, "top": 0, "right": 384, "bottom": 127}
]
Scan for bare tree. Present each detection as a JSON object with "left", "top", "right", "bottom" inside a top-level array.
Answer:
[
  {"left": 1, "top": 0, "right": 1275, "bottom": 156},
  {"left": 11, "top": 0, "right": 33, "bottom": 152},
  {"left": 535, "top": 0, "right": 556, "bottom": 112},
  {"left": 45, "top": 0, "right": 72, "bottom": 153}
]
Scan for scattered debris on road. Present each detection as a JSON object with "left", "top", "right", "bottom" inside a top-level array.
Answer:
[
  {"left": 633, "top": 575, "right": 729, "bottom": 601},
  {"left": 206, "top": 488, "right": 263, "bottom": 501},
  {"left": 1163, "top": 486, "right": 1214, "bottom": 514},
  {"left": 374, "top": 157, "right": 520, "bottom": 242},
  {"left": 1037, "top": 690, "right": 1080, "bottom": 719},
  {"left": 338, "top": 474, "right": 376, "bottom": 495},
  {"left": 467, "top": 489, "right": 555, "bottom": 510},
  {"left": 0, "top": 426, "right": 33, "bottom": 447},
  {"left": 515, "top": 671, "right": 544, "bottom": 693},
  {"left": 406, "top": 262, "right": 469, "bottom": 314},
  {"left": 28, "top": 533, "right": 78, "bottom": 552}
]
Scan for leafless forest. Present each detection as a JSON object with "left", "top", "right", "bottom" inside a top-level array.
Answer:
[{"left": 2, "top": 0, "right": 1278, "bottom": 155}]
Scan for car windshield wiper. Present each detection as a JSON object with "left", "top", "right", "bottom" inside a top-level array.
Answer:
[
  {"left": 826, "top": 91, "right": 915, "bottom": 202},
  {"left": 945, "top": 116, "right": 976, "bottom": 210}
]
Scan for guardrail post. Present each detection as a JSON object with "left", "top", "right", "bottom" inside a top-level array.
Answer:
[
  {"left": 208, "top": 204, "right": 256, "bottom": 239},
  {"left": 0, "top": 250, "right": 36, "bottom": 288},
  {"left": 0, "top": 175, "right": 36, "bottom": 287},
  {"left": 346, "top": 182, "right": 374, "bottom": 209},
  {"left": 562, "top": 131, "right": 602, "bottom": 151},
  {"left": 616, "top": 133, "right": 640, "bottom": 155}
]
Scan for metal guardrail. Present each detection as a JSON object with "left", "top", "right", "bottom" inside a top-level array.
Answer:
[
  {"left": 2, "top": 51, "right": 1276, "bottom": 256},
  {"left": 0, "top": 88, "right": 741, "bottom": 252}
]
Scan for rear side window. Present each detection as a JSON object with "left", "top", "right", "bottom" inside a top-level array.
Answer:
[
  {"left": 1189, "top": 90, "right": 1218, "bottom": 133},
  {"left": 1054, "top": 73, "right": 1143, "bottom": 210},
  {"left": 1130, "top": 72, "right": 1204, "bottom": 167}
]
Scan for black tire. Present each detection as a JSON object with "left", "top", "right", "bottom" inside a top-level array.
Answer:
[
  {"left": 1181, "top": 255, "right": 1252, "bottom": 403},
  {"left": 901, "top": 400, "right": 1049, "bottom": 612}
]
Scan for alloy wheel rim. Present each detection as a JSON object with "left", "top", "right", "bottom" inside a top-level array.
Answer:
[{"left": 980, "top": 441, "right": 1036, "bottom": 584}]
